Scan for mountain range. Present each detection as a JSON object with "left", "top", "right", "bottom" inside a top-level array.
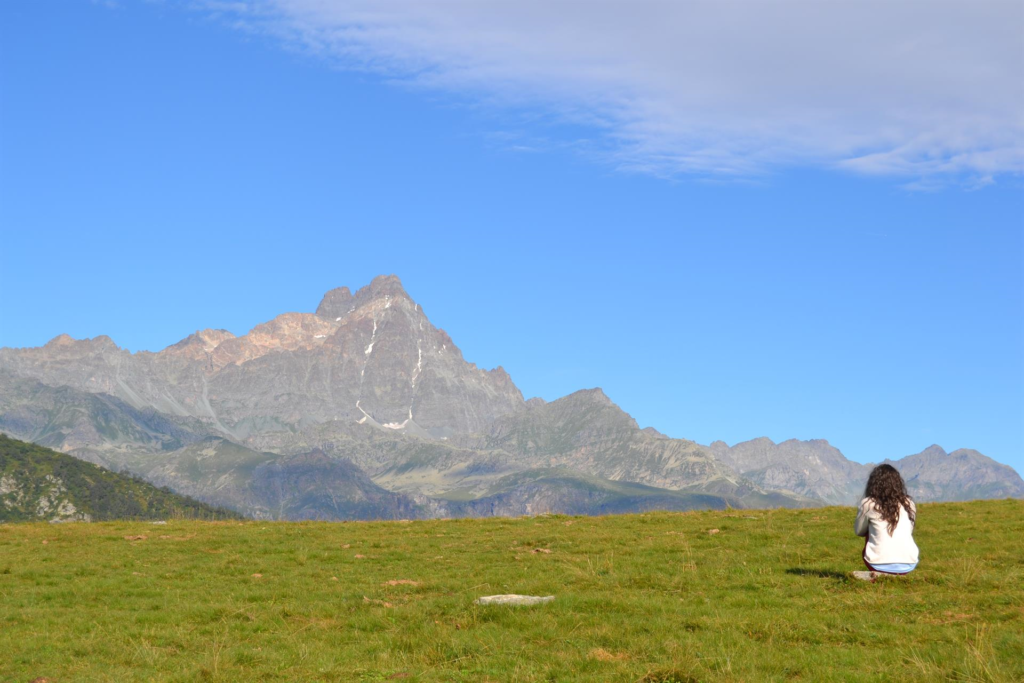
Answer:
[{"left": 2, "top": 275, "right": 1021, "bottom": 520}]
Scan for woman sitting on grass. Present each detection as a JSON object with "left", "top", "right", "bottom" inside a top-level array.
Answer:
[{"left": 854, "top": 464, "right": 919, "bottom": 577}]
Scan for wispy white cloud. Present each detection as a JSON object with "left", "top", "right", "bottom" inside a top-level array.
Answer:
[{"left": 197, "top": 0, "right": 1024, "bottom": 185}]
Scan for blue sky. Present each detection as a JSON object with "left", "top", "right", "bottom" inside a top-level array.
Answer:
[{"left": 1, "top": 2, "right": 1022, "bottom": 471}]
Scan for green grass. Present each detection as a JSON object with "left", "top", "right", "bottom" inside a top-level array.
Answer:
[{"left": 1, "top": 500, "right": 1022, "bottom": 682}]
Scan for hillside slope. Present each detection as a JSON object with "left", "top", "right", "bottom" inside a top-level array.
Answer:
[{"left": 0, "top": 434, "right": 239, "bottom": 522}]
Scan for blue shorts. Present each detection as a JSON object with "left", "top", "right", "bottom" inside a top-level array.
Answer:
[{"left": 867, "top": 562, "right": 917, "bottom": 574}]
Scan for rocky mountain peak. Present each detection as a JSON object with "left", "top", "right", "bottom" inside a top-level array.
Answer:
[
  {"left": 487, "top": 366, "right": 516, "bottom": 386},
  {"left": 642, "top": 426, "right": 668, "bottom": 439},
  {"left": 918, "top": 444, "right": 949, "bottom": 459},
  {"left": 164, "top": 329, "right": 236, "bottom": 357},
  {"left": 206, "top": 313, "right": 337, "bottom": 369},
  {"left": 546, "top": 388, "right": 639, "bottom": 430},
  {"left": 197, "top": 329, "right": 235, "bottom": 348},
  {"left": 247, "top": 313, "right": 335, "bottom": 345},
  {"left": 351, "top": 275, "right": 411, "bottom": 310},
  {"left": 571, "top": 387, "right": 612, "bottom": 405},
  {"left": 368, "top": 273, "right": 407, "bottom": 295},
  {"left": 705, "top": 436, "right": 872, "bottom": 505},
  {"left": 886, "top": 446, "right": 1024, "bottom": 501},
  {"left": 315, "top": 287, "right": 353, "bottom": 320},
  {"left": 44, "top": 333, "right": 76, "bottom": 347},
  {"left": 38, "top": 334, "right": 120, "bottom": 356},
  {"left": 316, "top": 276, "right": 416, "bottom": 323}
]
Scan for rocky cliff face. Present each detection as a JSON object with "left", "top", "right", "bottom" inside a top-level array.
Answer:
[{"left": 1, "top": 275, "right": 1019, "bottom": 520}]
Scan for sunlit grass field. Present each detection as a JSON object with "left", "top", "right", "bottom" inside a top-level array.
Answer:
[{"left": 2, "top": 499, "right": 1022, "bottom": 682}]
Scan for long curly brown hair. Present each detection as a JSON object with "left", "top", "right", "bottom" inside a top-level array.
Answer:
[{"left": 864, "top": 464, "right": 915, "bottom": 535}]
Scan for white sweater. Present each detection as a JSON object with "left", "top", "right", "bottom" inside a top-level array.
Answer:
[{"left": 854, "top": 497, "right": 919, "bottom": 566}]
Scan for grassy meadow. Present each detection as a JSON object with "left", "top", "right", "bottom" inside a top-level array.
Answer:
[{"left": 1, "top": 499, "right": 1022, "bottom": 682}]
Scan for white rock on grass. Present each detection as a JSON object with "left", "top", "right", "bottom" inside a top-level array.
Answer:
[{"left": 474, "top": 594, "right": 555, "bottom": 606}]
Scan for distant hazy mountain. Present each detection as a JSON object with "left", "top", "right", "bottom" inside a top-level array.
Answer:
[
  {"left": 1, "top": 275, "right": 1019, "bottom": 520},
  {"left": 708, "top": 437, "right": 1024, "bottom": 505},
  {"left": 708, "top": 437, "right": 870, "bottom": 505},
  {"left": 0, "top": 434, "right": 237, "bottom": 522},
  {"left": 452, "top": 388, "right": 746, "bottom": 494},
  {"left": 141, "top": 437, "right": 423, "bottom": 521},
  {"left": 438, "top": 468, "right": 757, "bottom": 518},
  {"left": 0, "top": 374, "right": 210, "bottom": 468},
  {"left": 884, "top": 446, "right": 1024, "bottom": 502}
]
